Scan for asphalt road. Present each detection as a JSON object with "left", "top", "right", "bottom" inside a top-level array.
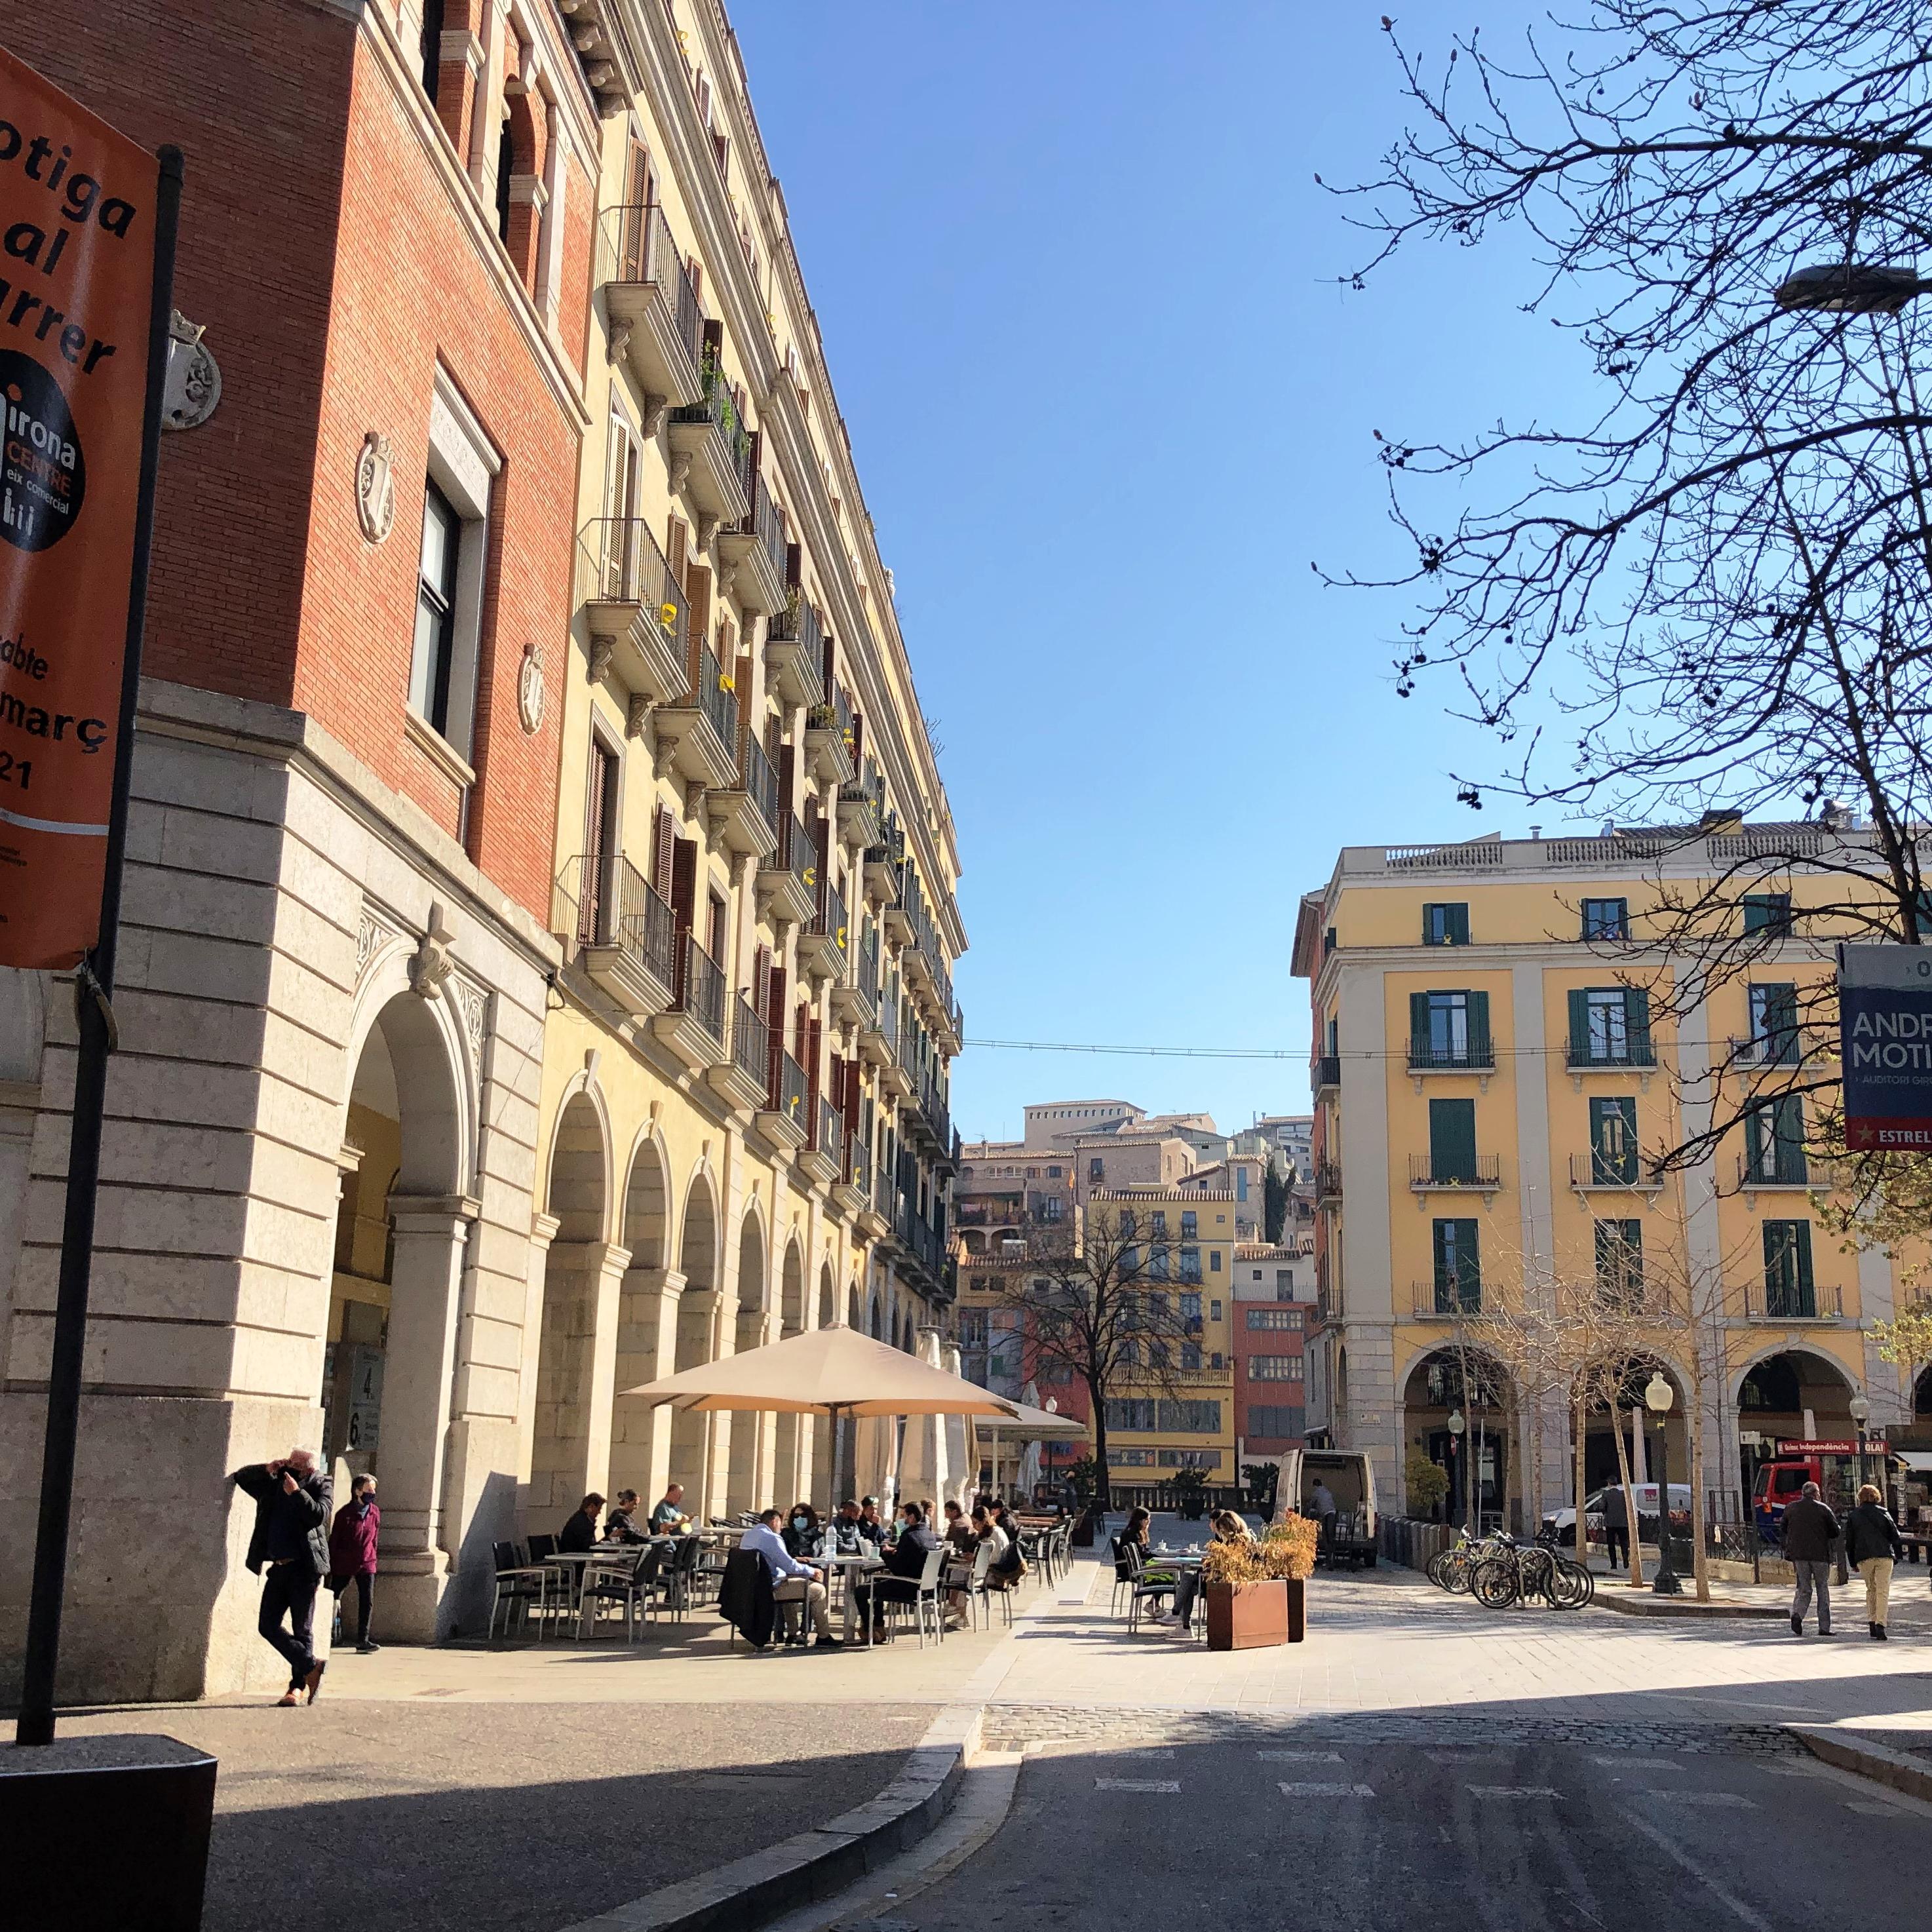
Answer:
[{"left": 895, "top": 1735, "right": 1930, "bottom": 1932}]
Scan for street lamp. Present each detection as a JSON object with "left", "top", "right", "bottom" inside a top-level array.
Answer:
[
  {"left": 1849, "top": 1392, "right": 1871, "bottom": 1496},
  {"left": 1645, "top": 1372, "right": 1682, "bottom": 1596},
  {"left": 1447, "top": 1408, "right": 1467, "bottom": 1527},
  {"left": 1773, "top": 261, "right": 1932, "bottom": 315}
]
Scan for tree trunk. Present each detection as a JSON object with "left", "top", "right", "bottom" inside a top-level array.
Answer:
[
  {"left": 1688, "top": 1364, "right": 1710, "bottom": 1602},
  {"left": 1573, "top": 1390, "right": 1589, "bottom": 1572},
  {"left": 1499, "top": 1395, "right": 1515, "bottom": 1535},
  {"left": 1609, "top": 1404, "right": 1643, "bottom": 1587},
  {"left": 1089, "top": 1378, "right": 1111, "bottom": 1511}
]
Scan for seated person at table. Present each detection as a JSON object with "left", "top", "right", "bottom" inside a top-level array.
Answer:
[
  {"left": 857, "top": 1497, "right": 887, "bottom": 1542},
  {"left": 783, "top": 1502, "right": 821, "bottom": 1557},
  {"left": 941, "top": 1500, "right": 976, "bottom": 1552},
  {"left": 742, "top": 1508, "right": 841, "bottom": 1648},
  {"left": 854, "top": 1502, "right": 944, "bottom": 1636},
  {"left": 1152, "top": 1511, "right": 1252, "bottom": 1630},
  {"left": 1117, "top": 1507, "right": 1153, "bottom": 1556},
  {"left": 827, "top": 1498, "right": 866, "bottom": 1554},
  {"left": 559, "top": 1492, "right": 605, "bottom": 1555},
  {"left": 650, "top": 1483, "right": 691, "bottom": 1533},
  {"left": 604, "top": 1490, "right": 647, "bottom": 1544},
  {"left": 974, "top": 1504, "right": 1020, "bottom": 1592}
]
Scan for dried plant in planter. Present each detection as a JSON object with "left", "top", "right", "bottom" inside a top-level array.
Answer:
[
  {"left": 1198, "top": 1539, "right": 1267, "bottom": 1586},
  {"left": 1261, "top": 1517, "right": 1319, "bottom": 1581}
]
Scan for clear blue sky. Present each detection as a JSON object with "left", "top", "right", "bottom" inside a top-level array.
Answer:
[{"left": 732, "top": 1, "right": 1573, "bottom": 1143}]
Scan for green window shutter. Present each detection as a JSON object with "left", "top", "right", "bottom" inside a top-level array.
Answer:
[
  {"left": 1429, "top": 1098, "right": 1477, "bottom": 1182},
  {"left": 1764, "top": 982, "right": 1798, "bottom": 1063},
  {"left": 1410, "top": 990, "right": 1429, "bottom": 1061},
  {"left": 1568, "top": 988, "right": 1589, "bottom": 1057},
  {"left": 1623, "top": 986, "right": 1650, "bottom": 1041},
  {"left": 1745, "top": 1104, "right": 1768, "bottom": 1178},
  {"left": 1590, "top": 1096, "right": 1636, "bottom": 1182},
  {"left": 1447, "top": 903, "right": 1469, "bottom": 946},
  {"left": 1794, "top": 1219, "right": 1813, "bottom": 1292},
  {"left": 1469, "top": 990, "right": 1492, "bottom": 1064}
]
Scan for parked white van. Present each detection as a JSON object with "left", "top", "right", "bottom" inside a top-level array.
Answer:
[
  {"left": 1541, "top": 1483, "right": 1691, "bottom": 1543},
  {"left": 1271, "top": 1448, "right": 1379, "bottom": 1568}
]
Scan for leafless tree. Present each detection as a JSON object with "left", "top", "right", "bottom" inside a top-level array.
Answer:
[{"left": 977, "top": 1207, "right": 1214, "bottom": 1511}]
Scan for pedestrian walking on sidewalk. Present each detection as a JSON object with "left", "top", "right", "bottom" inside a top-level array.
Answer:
[
  {"left": 231, "top": 1446, "right": 332, "bottom": 1704},
  {"left": 1844, "top": 1482, "right": 1904, "bottom": 1641},
  {"left": 328, "top": 1473, "right": 381, "bottom": 1654},
  {"left": 1601, "top": 1484, "right": 1629, "bottom": 1570},
  {"left": 1782, "top": 1480, "right": 1839, "bottom": 1637}
]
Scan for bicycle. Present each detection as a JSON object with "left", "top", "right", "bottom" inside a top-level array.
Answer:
[{"left": 1471, "top": 1532, "right": 1593, "bottom": 1610}]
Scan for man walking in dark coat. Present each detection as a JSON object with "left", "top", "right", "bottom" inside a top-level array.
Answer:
[
  {"left": 1601, "top": 1484, "right": 1629, "bottom": 1570},
  {"left": 232, "top": 1446, "right": 332, "bottom": 1703},
  {"left": 1782, "top": 1480, "right": 1839, "bottom": 1637}
]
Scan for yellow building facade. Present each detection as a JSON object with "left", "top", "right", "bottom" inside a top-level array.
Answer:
[
  {"left": 1292, "top": 825, "right": 1915, "bottom": 1521},
  {"left": 531, "top": 0, "right": 963, "bottom": 1524}
]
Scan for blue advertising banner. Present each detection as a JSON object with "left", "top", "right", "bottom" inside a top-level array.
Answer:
[{"left": 1838, "top": 945, "right": 1932, "bottom": 1150}]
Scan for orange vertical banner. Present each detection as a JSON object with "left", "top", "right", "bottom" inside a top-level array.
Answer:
[{"left": 0, "top": 46, "right": 159, "bottom": 969}]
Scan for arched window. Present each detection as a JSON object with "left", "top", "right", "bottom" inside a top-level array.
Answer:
[{"left": 419, "top": 0, "right": 445, "bottom": 104}]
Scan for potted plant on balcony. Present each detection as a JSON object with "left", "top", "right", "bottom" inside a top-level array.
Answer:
[
  {"left": 806, "top": 700, "right": 837, "bottom": 732},
  {"left": 1169, "top": 1467, "right": 1209, "bottom": 1520},
  {"left": 1201, "top": 1515, "right": 1319, "bottom": 1650}
]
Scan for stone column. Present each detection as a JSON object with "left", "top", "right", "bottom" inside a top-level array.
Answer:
[
  {"left": 531, "top": 1237, "right": 630, "bottom": 1515},
  {"left": 514, "top": 1210, "right": 560, "bottom": 1503},
  {"left": 611, "top": 1264, "right": 685, "bottom": 1503},
  {"left": 377, "top": 1194, "right": 477, "bottom": 1640}
]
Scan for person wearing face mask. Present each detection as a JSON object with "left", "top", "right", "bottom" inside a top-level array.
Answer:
[{"left": 783, "top": 1501, "right": 822, "bottom": 1557}]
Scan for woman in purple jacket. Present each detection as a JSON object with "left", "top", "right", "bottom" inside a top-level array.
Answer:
[{"left": 328, "top": 1473, "right": 381, "bottom": 1653}]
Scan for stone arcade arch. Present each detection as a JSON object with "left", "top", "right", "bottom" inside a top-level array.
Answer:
[
  {"left": 725, "top": 1208, "right": 770, "bottom": 1515},
  {"left": 529, "top": 1087, "right": 623, "bottom": 1526},
  {"left": 609, "top": 1129, "right": 679, "bottom": 1509},
  {"left": 671, "top": 1171, "right": 720, "bottom": 1509},
  {"left": 1399, "top": 1345, "right": 1514, "bottom": 1528},
  {"left": 769, "top": 1237, "right": 810, "bottom": 1507},
  {"left": 1733, "top": 1345, "right": 1857, "bottom": 1501},
  {"left": 327, "top": 980, "right": 475, "bottom": 1639}
]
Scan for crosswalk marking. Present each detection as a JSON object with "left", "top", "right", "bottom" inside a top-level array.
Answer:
[
  {"left": 1094, "top": 1778, "right": 1180, "bottom": 1792},
  {"left": 1660, "top": 1791, "right": 1756, "bottom": 1809},
  {"left": 1593, "top": 1756, "right": 1685, "bottom": 1769},
  {"left": 1468, "top": 1785, "right": 1562, "bottom": 1798},
  {"left": 1280, "top": 1781, "right": 1376, "bottom": 1798},
  {"left": 1259, "top": 1749, "right": 1343, "bottom": 1763},
  {"left": 1844, "top": 1799, "right": 1909, "bottom": 1816}
]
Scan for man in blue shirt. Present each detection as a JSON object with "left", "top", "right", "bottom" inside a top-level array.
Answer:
[{"left": 743, "top": 1508, "right": 840, "bottom": 1647}]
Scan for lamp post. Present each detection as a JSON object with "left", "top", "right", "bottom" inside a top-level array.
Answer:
[
  {"left": 1773, "top": 261, "right": 1932, "bottom": 315},
  {"left": 1849, "top": 1392, "right": 1871, "bottom": 1499},
  {"left": 1447, "top": 1408, "right": 1467, "bottom": 1527},
  {"left": 1646, "top": 1372, "right": 1682, "bottom": 1595}
]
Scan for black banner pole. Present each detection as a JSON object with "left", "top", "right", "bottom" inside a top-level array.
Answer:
[{"left": 15, "top": 144, "right": 184, "bottom": 1747}]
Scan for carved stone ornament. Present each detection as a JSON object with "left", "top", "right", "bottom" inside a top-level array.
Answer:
[
  {"left": 162, "top": 311, "right": 221, "bottom": 432},
  {"left": 356, "top": 431, "right": 397, "bottom": 545},
  {"left": 407, "top": 903, "right": 456, "bottom": 1001},
  {"left": 518, "top": 642, "right": 545, "bottom": 735}
]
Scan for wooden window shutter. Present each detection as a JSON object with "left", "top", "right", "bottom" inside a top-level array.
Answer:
[
  {"left": 1567, "top": 987, "right": 1589, "bottom": 1051},
  {"left": 653, "top": 803, "right": 676, "bottom": 899},
  {"left": 701, "top": 317, "right": 724, "bottom": 362},
  {"left": 821, "top": 632, "right": 835, "bottom": 695},
  {"left": 778, "top": 740, "right": 796, "bottom": 819},
  {"left": 766, "top": 963, "right": 786, "bottom": 1030},
  {"left": 753, "top": 944, "right": 771, "bottom": 1014},
  {"left": 735, "top": 653, "right": 754, "bottom": 733},
  {"left": 1408, "top": 990, "right": 1429, "bottom": 1055},
  {"left": 683, "top": 564, "right": 711, "bottom": 681},
  {"left": 1622, "top": 986, "right": 1650, "bottom": 1039},
  {"left": 784, "top": 541, "right": 802, "bottom": 591},
  {"left": 1468, "top": 990, "right": 1491, "bottom": 1058},
  {"left": 667, "top": 516, "right": 687, "bottom": 588},
  {"left": 669, "top": 836, "right": 697, "bottom": 932},
  {"left": 813, "top": 814, "right": 830, "bottom": 916}
]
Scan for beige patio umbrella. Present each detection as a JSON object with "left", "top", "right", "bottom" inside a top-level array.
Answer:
[
  {"left": 619, "top": 1322, "right": 1022, "bottom": 1418},
  {"left": 976, "top": 1392, "right": 1087, "bottom": 1498}
]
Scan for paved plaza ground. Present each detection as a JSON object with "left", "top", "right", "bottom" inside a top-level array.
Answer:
[{"left": 56, "top": 1525, "right": 1932, "bottom": 1931}]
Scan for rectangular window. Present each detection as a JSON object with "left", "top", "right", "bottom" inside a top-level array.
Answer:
[
  {"left": 1748, "top": 982, "right": 1800, "bottom": 1064},
  {"left": 1157, "top": 1399, "right": 1223, "bottom": 1432},
  {"left": 1180, "top": 1291, "right": 1202, "bottom": 1324},
  {"left": 1104, "top": 1398, "right": 1159, "bottom": 1433},
  {"left": 1118, "top": 1210, "right": 1136, "bottom": 1240},
  {"left": 1112, "top": 1448, "right": 1156, "bottom": 1468},
  {"left": 1763, "top": 1219, "right": 1815, "bottom": 1317},
  {"left": 1594, "top": 1218, "right": 1643, "bottom": 1304},
  {"left": 1089, "top": 1158, "right": 1104, "bottom": 1182},
  {"left": 1743, "top": 893, "right": 1793, "bottom": 937},
  {"left": 1180, "top": 1343, "right": 1202, "bottom": 1372},
  {"left": 1180, "top": 1210, "right": 1197, "bottom": 1239},
  {"left": 1210, "top": 1250, "right": 1222, "bottom": 1271},
  {"left": 1210, "top": 1300, "right": 1222, "bottom": 1321},
  {"left": 959, "top": 1310, "right": 987, "bottom": 1348},
  {"left": 1746, "top": 1094, "right": 1807, "bottom": 1184},
  {"left": 1568, "top": 986, "right": 1653, "bottom": 1066},
  {"left": 1148, "top": 1246, "right": 1169, "bottom": 1281},
  {"left": 1423, "top": 902, "right": 1470, "bottom": 946},
  {"left": 1180, "top": 1246, "right": 1202, "bottom": 1283},
  {"left": 1432, "top": 1218, "right": 1480, "bottom": 1313},
  {"left": 1427, "top": 1096, "right": 1478, "bottom": 1183},
  {"left": 1250, "top": 1355, "right": 1305, "bottom": 1382},
  {"left": 1248, "top": 1404, "right": 1304, "bottom": 1439},
  {"left": 1581, "top": 897, "right": 1629, "bottom": 941},
  {"left": 1237, "top": 1168, "right": 1249, "bottom": 1201},
  {"left": 1410, "top": 989, "right": 1492, "bottom": 1068},
  {"left": 1150, "top": 1210, "right": 1168, "bottom": 1238},
  {"left": 411, "top": 482, "right": 461, "bottom": 735},
  {"left": 1589, "top": 1095, "right": 1638, "bottom": 1185},
  {"left": 1047, "top": 1166, "right": 1062, "bottom": 1179},
  {"left": 1246, "top": 1307, "right": 1304, "bottom": 1330}
]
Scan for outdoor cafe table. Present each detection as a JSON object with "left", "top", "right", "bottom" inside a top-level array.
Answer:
[
  {"left": 819, "top": 1551, "right": 885, "bottom": 1647},
  {"left": 544, "top": 1538, "right": 689, "bottom": 1634}
]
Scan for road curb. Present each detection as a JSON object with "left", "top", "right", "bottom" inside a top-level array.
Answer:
[
  {"left": 557, "top": 1702, "right": 985, "bottom": 1932},
  {"left": 1591, "top": 1591, "right": 1786, "bottom": 1619},
  {"left": 1789, "top": 1726, "right": 1932, "bottom": 1804}
]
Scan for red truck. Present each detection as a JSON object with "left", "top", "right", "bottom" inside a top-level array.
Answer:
[{"left": 1751, "top": 1438, "right": 1891, "bottom": 1541}]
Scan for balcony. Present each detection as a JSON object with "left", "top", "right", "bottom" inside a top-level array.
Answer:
[
  {"left": 653, "top": 644, "right": 739, "bottom": 790},
  {"left": 896, "top": 1198, "right": 946, "bottom": 1290},
  {"left": 754, "top": 1043, "right": 810, "bottom": 1154},
  {"left": 855, "top": 1155, "right": 893, "bottom": 1241},
  {"left": 596, "top": 204, "right": 702, "bottom": 419},
  {"left": 667, "top": 366, "right": 751, "bottom": 525},
  {"left": 649, "top": 933, "right": 727, "bottom": 1072},
  {"left": 836, "top": 1138, "right": 870, "bottom": 1223},
  {"left": 859, "top": 995, "right": 898, "bottom": 1077},
  {"left": 1315, "top": 1159, "right": 1343, "bottom": 1205},
  {"left": 1564, "top": 1031, "right": 1656, "bottom": 1071},
  {"left": 798, "top": 877, "right": 849, "bottom": 986},
  {"left": 1737, "top": 1153, "right": 1811, "bottom": 1195},
  {"left": 1312, "top": 1054, "right": 1340, "bottom": 1098},
  {"left": 1568, "top": 1151, "right": 1663, "bottom": 1197},
  {"left": 1408, "top": 1153, "right": 1501, "bottom": 1199},
  {"left": 836, "top": 767, "right": 881, "bottom": 852},
  {"left": 934, "top": 995, "right": 963, "bottom": 1057},
  {"left": 1412, "top": 1280, "right": 1483, "bottom": 1320},
  {"left": 829, "top": 967, "right": 878, "bottom": 1033},
  {"left": 797, "top": 1091, "right": 843, "bottom": 1188},
  {"left": 803, "top": 700, "right": 854, "bottom": 787},
  {"left": 1728, "top": 1032, "right": 1802, "bottom": 1070},
  {"left": 717, "top": 467, "right": 788, "bottom": 617},
  {"left": 757, "top": 811, "right": 818, "bottom": 930},
  {"left": 552, "top": 853, "right": 677, "bottom": 1020},
  {"left": 703, "top": 727, "right": 780, "bottom": 863},
  {"left": 863, "top": 839, "right": 901, "bottom": 908},
  {"left": 1743, "top": 1281, "right": 1844, "bottom": 1321},
  {"left": 1407, "top": 1037, "right": 1497, "bottom": 1075},
  {"left": 704, "top": 993, "right": 768, "bottom": 1116},
  {"left": 764, "top": 585, "right": 826, "bottom": 708},
  {"left": 577, "top": 518, "right": 688, "bottom": 708}
]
